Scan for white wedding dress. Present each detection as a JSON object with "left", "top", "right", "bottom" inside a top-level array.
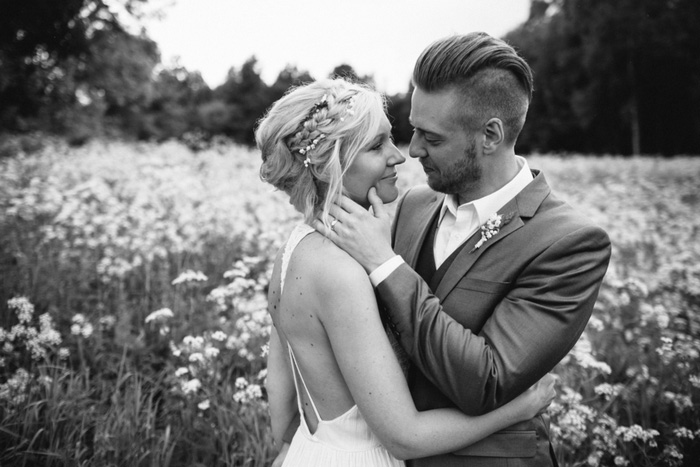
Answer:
[{"left": 280, "top": 224, "right": 404, "bottom": 467}]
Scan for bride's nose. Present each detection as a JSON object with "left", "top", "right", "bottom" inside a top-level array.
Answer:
[{"left": 388, "top": 145, "right": 406, "bottom": 166}]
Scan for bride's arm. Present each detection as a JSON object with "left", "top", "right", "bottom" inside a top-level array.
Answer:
[
  {"left": 315, "top": 255, "right": 555, "bottom": 460},
  {"left": 266, "top": 325, "right": 297, "bottom": 447}
]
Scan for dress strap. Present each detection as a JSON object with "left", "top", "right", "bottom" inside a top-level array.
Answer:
[
  {"left": 288, "top": 343, "right": 323, "bottom": 423},
  {"left": 280, "top": 224, "right": 322, "bottom": 423},
  {"left": 280, "top": 224, "right": 315, "bottom": 293}
]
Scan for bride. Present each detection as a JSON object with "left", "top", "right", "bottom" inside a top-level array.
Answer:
[{"left": 255, "top": 78, "right": 555, "bottom": 467}]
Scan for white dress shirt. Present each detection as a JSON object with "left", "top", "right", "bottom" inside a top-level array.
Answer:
[{"left": 369, "top": 156, "right": 534, "bottom": 286}]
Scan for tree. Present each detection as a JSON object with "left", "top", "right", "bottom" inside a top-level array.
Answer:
[
  {"left": 0, "top": 0, "right": 160, "bottom": 140},
  {"left": 145, "top": 60, "right": 210, "bottom": 140},
  {"left": 329, "top": 64, "right": 375, "bottom": 88},
  {"left": 267, "top": 65, "right": 314, "bottom": 102},
  {"left": 387, "top": 84, "right": 414, "bottom": 146},
  {"left": 506, "top": 0, "right": 700, "bottom": 155},
  {"left": 211, "top": 57, "right": 271, "bottom": 144}
]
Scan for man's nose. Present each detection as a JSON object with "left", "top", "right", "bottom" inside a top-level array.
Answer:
[{"left": 408, "top": 133, "right": 426, "bottom": 159}]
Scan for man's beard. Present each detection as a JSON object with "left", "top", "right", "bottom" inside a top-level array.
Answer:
[{"left": 427, "top": 138, "right": 482, "bottom": 194}]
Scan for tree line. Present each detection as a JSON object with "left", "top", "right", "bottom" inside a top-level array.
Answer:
[{"left": 1, "top": 0, "right": 698, "bottom": 155}]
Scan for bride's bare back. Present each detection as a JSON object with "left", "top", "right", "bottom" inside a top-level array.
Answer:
[
  {"left": 266, "top": 224, "right": 556, "bottom": 461},
  {"left": 268, "top": 231, "right": 361, "bottom": 430}
]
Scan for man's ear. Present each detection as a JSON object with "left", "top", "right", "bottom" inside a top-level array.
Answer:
[{"left": 482, "top": 118, "right": 504, "bottom": 154}]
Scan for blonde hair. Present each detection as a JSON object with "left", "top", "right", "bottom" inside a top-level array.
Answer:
[{"left": 256, "top": 79, "right": 386, "bottom": 227}]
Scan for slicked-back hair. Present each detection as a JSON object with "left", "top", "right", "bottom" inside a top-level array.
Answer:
[{"left": 412, "top": 32, "right": 533, "bottom": 145}]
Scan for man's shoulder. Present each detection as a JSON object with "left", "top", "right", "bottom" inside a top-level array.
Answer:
[
  {"left": 398, "top": 184, "right": 441, "bottom": 211},
  {"left": 403, "top": 184, "right": 437, "bottom": 201},
  {"left": 533, "top": 189, "right": 610, "bottom": 246}
]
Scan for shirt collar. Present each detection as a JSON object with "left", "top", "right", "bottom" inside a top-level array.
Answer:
[{"left": 438, "top": 156, "right": 534, "bottom": 226}]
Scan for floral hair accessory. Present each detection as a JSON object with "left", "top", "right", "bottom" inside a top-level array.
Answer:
[
  {"left": 293, "top": 91, "right": 356, "bottom": 167},
  {"left": 300, "top": 94, "right": 329, "bottom": 125},
  {"left": 293, "top": 95, "right": 331, "bottom": 167},
  {"left": 470, "top": 211, "right": 516, "bottom": 252},
  {"left": 340, "top": 95, "right": 356, "bottom": 122},
  {"left": 299, "top": 135, "right": 326, "bottom": 167}
]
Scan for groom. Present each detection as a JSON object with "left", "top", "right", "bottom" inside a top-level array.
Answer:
[{"left": 319, "top": 32, "right": 611, "bottom": 466}]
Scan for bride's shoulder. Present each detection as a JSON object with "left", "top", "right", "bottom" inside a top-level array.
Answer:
[{"left": 296, "top": 233, "right": 368, "bottom": 284}]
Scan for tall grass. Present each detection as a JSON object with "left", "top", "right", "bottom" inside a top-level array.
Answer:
[{"left": 0, "top": 139, "right": 698, "bottom": 466}]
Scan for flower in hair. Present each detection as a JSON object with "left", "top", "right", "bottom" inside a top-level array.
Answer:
[
  {"left": 298, "top": 134, "right": 326, "bottom": 167},
  {"left": 305, "top": 94, "right": 329, "bottom": 120},
  {"left": 340, "top": 95, "right": 356, "bottom": 122}
]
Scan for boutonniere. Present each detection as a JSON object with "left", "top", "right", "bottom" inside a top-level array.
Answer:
[{"left": 470, "top": 212, "right": 516, "bottom": 253}]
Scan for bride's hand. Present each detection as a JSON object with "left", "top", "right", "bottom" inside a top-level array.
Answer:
[
  {"left": 514, "top": 373, "right": 557, "bottom": 420},
  {"left": 313, "top": 188, "right": 395, "bottom": 273}
]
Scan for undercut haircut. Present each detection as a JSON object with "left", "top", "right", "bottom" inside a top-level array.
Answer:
[{"left": 413, "top": 32, "right": 533, "bottom": 145}]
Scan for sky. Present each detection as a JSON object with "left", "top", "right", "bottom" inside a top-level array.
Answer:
[{"left": 144, "top": 0, "right": 532, "bottom": 95}]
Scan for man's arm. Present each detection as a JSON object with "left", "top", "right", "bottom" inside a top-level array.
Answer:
[{"left": 378, "top": 225, "right": 611, "bottom": 414}]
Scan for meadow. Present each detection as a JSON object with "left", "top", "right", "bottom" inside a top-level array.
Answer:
[{"left": 0, "top": 138, "right": 698, "bottom": 466}]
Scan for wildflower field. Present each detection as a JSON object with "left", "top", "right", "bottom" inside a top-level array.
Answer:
[{"left": 0, "top": 139, "right": 698, "bottom": 466}]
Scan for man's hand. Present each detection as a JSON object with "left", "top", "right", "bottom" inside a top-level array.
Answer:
[
  {"left": 313, "top": 187, "right": 396, "bottom": 273},
  {"left": 271, "top": 442, "right": 290, "bottom": 467}
]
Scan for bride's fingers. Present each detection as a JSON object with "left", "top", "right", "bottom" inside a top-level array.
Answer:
[
  {"left": 313, "top": 216, "right": 344, "bottom": 236},
  {"left": 335, "top": 194, "right": 366, "bottom": 214},
  {"left": 367, "top": 188, "right": 387, "bottom": 217},
  {"left": 328, "top": 204, "right": 349, "bottom": 222},
  {"left": 312, "top": 219, "right": 334, "bottom": 238}
]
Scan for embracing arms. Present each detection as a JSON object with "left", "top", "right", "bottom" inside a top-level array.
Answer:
[
  {"left": 316, "top": 188, "right": 611, "bottom": 415},
  {"left": 313, "top": 253, "right": 556, "bottom": 459},
  {"left": 377, "top": 224, "right": 611, "bottom": 413}
]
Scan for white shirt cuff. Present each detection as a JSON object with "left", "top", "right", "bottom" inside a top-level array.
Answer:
[{"left": 369, "top": 255, "right": 405, "bottom": 287}]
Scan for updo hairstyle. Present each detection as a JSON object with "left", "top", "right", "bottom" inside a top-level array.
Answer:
[{"left": 255, "top": 79, "right": 386, "bottom": 227}]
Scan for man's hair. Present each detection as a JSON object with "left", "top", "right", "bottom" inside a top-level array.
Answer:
[
  {"left": 255, "top": 79, "right": 385, "bottom": 228},
  {"left": 412, "top": 32, "right": 533, "bottom": 145}
]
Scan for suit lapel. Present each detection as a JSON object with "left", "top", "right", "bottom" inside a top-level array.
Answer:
[
  {"left": 397, "top": 193, "right": 443, "bottom": 268},
  {"left": 433, "top": 171, "right": 551, "bottom": 300}
]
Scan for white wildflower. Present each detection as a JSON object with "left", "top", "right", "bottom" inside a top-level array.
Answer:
[
  {"left": 182, "top": 378, "right": 201, "bottom": 394},
  {"left": 188, "top": 352, "right": 204, "bottom": 363},
  {"left": 674, "top": 427, "right": 695, "bottom": 439},
  {"left": 8, "top": 297, "right": 34, "bottom": 324},
  {"left": 198, "top": 399, "right": 210, "bottom": 411},
  {"left": 72, "top": 313, "right": 86, "bottom": 325},
  {"left": 145, "top": 308, "right": 174, "bottom": 324},
  {"left": 172, "top": 270, "right": 208, "bottom": 285},
  {"left": 211, "top": 331, "right": 227, "bottom": 342}
]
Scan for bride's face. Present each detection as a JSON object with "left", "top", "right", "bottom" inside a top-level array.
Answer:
[{"left": 343, "top": 116, "right": 406, "bottom": 208}]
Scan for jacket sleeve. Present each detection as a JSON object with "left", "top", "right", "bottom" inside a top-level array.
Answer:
[{"left": 378, "top": 224, "right": 611, "bottom": 415}]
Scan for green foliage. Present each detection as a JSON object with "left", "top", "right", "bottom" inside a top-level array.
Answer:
[
  {"left": 0, "top": 0, "right": 155, "bottom": 139},
  {"left": 506, "top": 0, "right": 700, "bottom": 155}
]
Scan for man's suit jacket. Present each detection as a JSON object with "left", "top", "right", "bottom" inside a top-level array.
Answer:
[{"left": 377, "top": 171, "right": 611, "bottom": 467}]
